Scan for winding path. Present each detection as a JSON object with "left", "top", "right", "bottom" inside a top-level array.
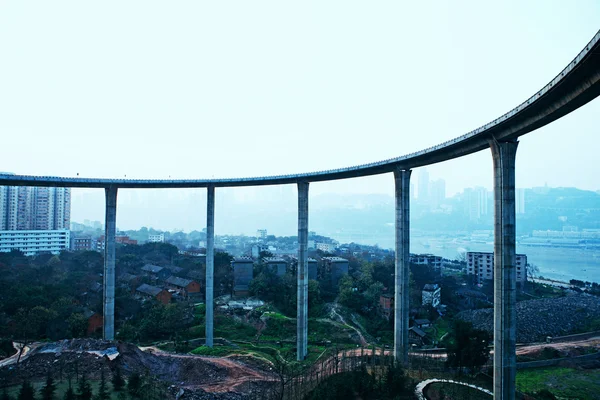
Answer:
[{"left": 329, "top": 302, "right": 368, "bottom": 347}]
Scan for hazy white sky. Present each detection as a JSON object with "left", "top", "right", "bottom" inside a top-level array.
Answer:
[{"left": 1, "top": 1, "right": 599, "bottom": 230}]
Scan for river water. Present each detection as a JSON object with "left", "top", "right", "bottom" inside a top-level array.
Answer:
[{"left": 328, "top": 232, "right": 600, "bottom": 283}]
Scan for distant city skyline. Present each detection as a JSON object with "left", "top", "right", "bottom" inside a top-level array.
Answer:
[{"left": 69, "top": 183, "right": 598, "bottom": 234}]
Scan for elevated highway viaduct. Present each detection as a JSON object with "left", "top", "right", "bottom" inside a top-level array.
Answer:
[{"left": 1, "top": 29, "right": 599, "bottom": 400}]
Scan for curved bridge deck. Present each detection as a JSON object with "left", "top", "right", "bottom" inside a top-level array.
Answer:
[{"left": 0, "top": 31, "right": 599, "bottom": 188}]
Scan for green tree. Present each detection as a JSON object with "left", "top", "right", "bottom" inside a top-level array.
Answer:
[
  {"left": 47, "top": 256, "right": 61, "bottom": 267},
  {"left": 382, "top": 363, "right": 409, "bottom": 398},
  {"left": 67, "top": 313, "right": 88, "bottom": 338},
  {"left": 63, "top": 387, "right": 75, "bottom": 400},
  {"left": 127, "top": 373, "right": 141, "bottom": 399},
  {"left": 95, "top": 370, "right": 109, "bottom": 400},
  {"left": 138, "top": 374, "right": 165, "bottom": 400},
  {"left": 338, "top": 275, "right": 364, "bottom": 312},
  {"left": 17, "top": 381, "right": 35, "bottom": 400},
  {"left": 443, "top": 320, "right": 490, "bottom": 375},
  {"left": 112, "top": 368, "right": 125, "bottom": 392},
  {"left": 63, "top": 378, "right": 75, "bottom": 400},
  {"left": 137, "top": 303, "right": 187, "bottom": 341},
  {"left": 14, "top": 306, "right": 57, "bottom": 365},
  {"left": 40, "top": 374, "right": 56, "bottom": 400},
  {"left": 76, "top": 375, "right": 93, "bottom": 400},
  {"left": 1, "top": 388, "right": 13, "bottom": 400}
]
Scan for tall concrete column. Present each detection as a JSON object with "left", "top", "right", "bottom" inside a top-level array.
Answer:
[
  {"left": 297, "top": 181, "right": 309, "bottom": 361},
  {"left": 490, "top": 139, "right": 518, "bottom": 400},
  {"left": 393, "top": 168, "right": 411, "bottom": 364},
  {"left": 103, "top": 185, "right": 118, "bottom": 340},
  {"left": 205, "top": 185, "right": 215, "bottom": 347}
]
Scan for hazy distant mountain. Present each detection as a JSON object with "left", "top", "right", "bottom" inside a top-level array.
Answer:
[{"left": 71, "top": 186, "right": 600, "bottom": 237}]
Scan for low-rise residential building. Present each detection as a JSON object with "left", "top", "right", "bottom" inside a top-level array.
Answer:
[
  {"left": 251, "top": 244, "right": 269, "bottom": 258},
  {"left": 187, "top": 270, "right": 204, "bottom": 282},
  {"left": 414, "top": 319, "right": 431, "bottom": 329},
  {"left": 410, "top": 254, "right": 442, "bottom": 269},
  {"left": 141, "top": 264, "right": 171, "bottom": 281},
  {"left": 95, "top": 234, "right": 137, "bottom": 251},
  {"left": 263, "top": 257, "right": 287, "bottom": 276},
  {"left": 148, "top": 233, "right": 164, "bottom": 243},
  {"left": 422, "top": 284, "right": 441, "bottom": 308},
  {"left": 0, "top": 229, "right": 70, "bottom": 256},
  {"left": 71, "top": 235, "right": 92, "bottom": 251},
  {"left": 288, "top": 256, "right": 318, "bottom": 280},
  {"left": 467, "top": 251, "right": 527, "bottom": 284},
  {"left": 232, "top": 257, "right": 254, "bottom": 297},
  {"left": 308, "top": 257, "right": 317, "bottom": 280},
  {"left": 118, "top": 273, "right": 139, "bottom": 290},
  {"left": 409, "top": 326, "right": 427, "bottom": 346},
  {"left": 380, "top": 293, "right": 394, "bottom": 319},
  {"left": 165, "top": 276, "right": 201, "bottom": 298},
  {"left": 136, "top": 284, "right": 172, "bottom": 304},
  {"left": 322, "top": 257, "right": 349, "bottom": 288},
  {"left": 82, "top": 309, "right": 103, "bottom": 335}
]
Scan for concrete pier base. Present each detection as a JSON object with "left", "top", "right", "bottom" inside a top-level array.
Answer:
[
  {"left": 103, "top": 186, "right": 118, "bottom": 340},
  {"left": 205, "top": 186, "right": 215, "bottom": 347},
  {"left": 393, "top": 168, "right": 411, "bottom": 364},
  {"left": 490, "top": 139, "right": 518, "bottom": 400},
  {"left": 297, "top": 182, "right": 309, "bottom": 361}
]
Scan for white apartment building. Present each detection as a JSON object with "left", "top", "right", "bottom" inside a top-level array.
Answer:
[
  {"left": 148, "top": 233, "right": 165, "bottom": 243},
  {"left": 467, "top": 251, "right": 527, "bottom": 284},
  {"left": 0, "top": 229, "right": 71, "bottom": 256},
  {"left": 316, "top": 242, "right": 336, "bottom": 253}
]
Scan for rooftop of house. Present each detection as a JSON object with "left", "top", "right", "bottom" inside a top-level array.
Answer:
[
  {"left": 409, "top": 326, "right": 427, "bottom": 338},
  {"left": 263, "top": 257, "right": 287, "bottom": 263},
  {"left": 89, "top": 281, "right": 102, "bottom": 293},
  {"left": 141, "top": 264, "right": 165, "bottom": 273},
  {"left": 187, "top": 270, "right": 204, "bottom": 280},
  {"left": 414, "top": 319, "right": 431, "bottom": 325},
  {"left": 233, "top": 257, "right": 254, "bottom": 263},
  {"left": 423, "top": 284, "right": 440, "bottom": 291},
  {"left": 322, "top": 257, "right": 348, "bottom": 262},
  {"left": 288, "top": 255, "right": 317, "bottom": 263},
  {"left": 82, "top": 309, "right": 97, "bottom": 319},
  {"left": 166, "top": 276, "right": 195, "bottom": 288},
  {"left": 118, "top": 273, "right": 138, "bottom": 282},
  {"left": 136, "top": 284, "right": 164, "bottom": 296}
]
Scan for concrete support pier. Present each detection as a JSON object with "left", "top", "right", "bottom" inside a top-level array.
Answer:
[
  {"left": 103, "top": 186, "right": 118, "bottom": 340},
  {"left": 297, "top": 181, "right": 309, "bottom": 360},
  {"left": 490, "top": 139, "right": 518, "bottom": 400},
  {"left": 393, "top": 168, "right": 411, "bottom": 364},
  {"left": 205, "top": 186, "right": 215, "bottom": 347}
]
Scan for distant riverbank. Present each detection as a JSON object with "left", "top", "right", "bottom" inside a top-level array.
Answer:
[{"left": 328, "top": 232, "right": 600, "bottom": 283}]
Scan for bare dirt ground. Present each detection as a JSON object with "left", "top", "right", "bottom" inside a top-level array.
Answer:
[
  {"left": 516, "top": 336, "right": 600, "bottom": 357},
  {"left": 139, "top": 346, "right": 275, "bottom": 393},
  {"left": 0, "top": 339, "right": 276, "bottom": 399}
]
